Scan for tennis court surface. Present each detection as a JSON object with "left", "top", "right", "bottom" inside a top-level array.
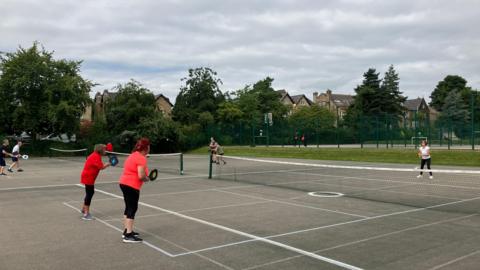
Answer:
[{"left": 1, "top": 153, "right": 480, "bottom": 270}]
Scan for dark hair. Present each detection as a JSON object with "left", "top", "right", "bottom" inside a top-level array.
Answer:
[
  {"left": 132, "top": 137, "right": 150, "bottom": 153},
  {"left": 422, "top": 140, "right": 428, "bottom": 146}
]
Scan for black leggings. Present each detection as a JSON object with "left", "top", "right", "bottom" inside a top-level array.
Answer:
[
  {"left": 420, "top": 158, "right": 432, "bottom": 175},
  {"left": 84, "top": 185, "right": 95, "bottom": 206},
  {"left": 120, "top": 184, "right": 140, "bottom": 219}
]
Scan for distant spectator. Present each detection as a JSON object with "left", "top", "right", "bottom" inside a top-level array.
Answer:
[
  {"left": 209, "top": 137, "right": 218, "bottom": 163},
  {"left": 216, "top": 143, "right": 226, "bottom": 165},
  {"left": 301, "top": 134, "right": 307, "bottom": 147}
]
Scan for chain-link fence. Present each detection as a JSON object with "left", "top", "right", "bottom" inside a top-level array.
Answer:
[{"left": 205, "top": 105, "right": 480, "bottom": 150}]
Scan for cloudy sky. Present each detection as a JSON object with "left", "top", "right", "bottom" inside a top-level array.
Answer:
[{"left": 1, "top": 0, "right": 479, "bottom": 102}]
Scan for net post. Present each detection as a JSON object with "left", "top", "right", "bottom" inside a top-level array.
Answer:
[
  {"left": 471, "top": 92, "right": 475, "bottom": 150},
  {"left": 208, "top": 151, "right": 213, "bottom": 179},
  {"left": 180, "top": 153, "right": 184, "bottom": 175}
]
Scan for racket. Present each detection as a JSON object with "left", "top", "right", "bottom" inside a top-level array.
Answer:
[
  {"left": 109, "top": 155, "right": 119, "bottom": 166},
  {"left": 149, "top": 169, "right": 158, "bottom": 181},
  {"left": 21, "top": 155, "right": 29, "bottom": 160}
]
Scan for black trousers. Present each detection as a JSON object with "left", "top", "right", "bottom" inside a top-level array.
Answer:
[
  {"left": 84, "top": 185, "right": 95, "bottom": 206},
  {"left": 420, "top": 158, "right": 432, "bottom": 176},
  {"left": 120, "top": 184, "right": 140, "bottom": 219}
]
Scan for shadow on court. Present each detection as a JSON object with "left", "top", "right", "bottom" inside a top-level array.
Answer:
[{"left": 1, "top": 155, "right": 480, "bottom": 270}]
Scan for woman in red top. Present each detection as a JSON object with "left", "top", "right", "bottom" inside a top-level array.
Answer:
[
  {"left": 80, "top": 144, "right": 110, "bottom": 220},
  {"left": 119, "top": 138, "right": 150, "bottom": 243}
]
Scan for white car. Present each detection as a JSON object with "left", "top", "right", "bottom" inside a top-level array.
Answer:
[{"left": 41, "top": 133, "right": 76, "bottom": 143}]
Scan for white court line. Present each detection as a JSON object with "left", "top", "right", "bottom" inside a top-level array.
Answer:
[
  {"left": 217, "top": 189, "right": 368, "bottom": 218},
  {"left": 0, "top": 183, "right": 79, "bottom": 191},
  {"left": 102, "top": 200, "right": 272, "bottom": 222},
  {"left": 286, "top": 170, "right": 480, "bottom": 192},
  {"left": 78, "top": 184, "right": 363, "bottom": 270},
  {"left": 223, "top": 156, "right": 480, "bottom": 174},
  {"left": 62, "top": 202, "right": 177, "bottom": 257},
  {"left": 62, "top": 202, "right": 235, "bottom": 270},
  {"left": 244, "top": 214, "right": 478, "bottom": 270},
  {"left": 428, "top": 249, "right": 480, "bottom": 270},
  {"left": 300, "top": 180, "right": 465, "bottom": 201}
]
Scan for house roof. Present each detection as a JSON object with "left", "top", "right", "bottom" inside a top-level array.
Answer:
[
  {"left": 277, "top": 90, "right": 294, "bottom": 104},
  {"left": 290, "top": 94, "right": 313, "bottom": 105},
  {"left": 155, "top": 94, "right": 173, "bottom": 107},
  {"left": 331, "top": 94, "right": 354, "bottom": 107},
  {"left": 404, "top": 98, "right": 424, "bottom": 111}
]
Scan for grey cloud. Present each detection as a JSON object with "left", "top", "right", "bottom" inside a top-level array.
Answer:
[{"left": 1, "top": 0, "right": 479, "bottom": 103}]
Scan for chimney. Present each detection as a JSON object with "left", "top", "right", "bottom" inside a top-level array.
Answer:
[{"left": 313, "top": 92, "right": 318, "bottom": 102}]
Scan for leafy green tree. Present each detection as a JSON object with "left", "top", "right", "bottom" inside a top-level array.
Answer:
[
  {"left": 217, "top": 102, "right": 244, "bottom": 125},
  {"left": 233, "top": 77, "right": 288, "bottom": 124},
  {"left": 430, "top": 75, "right": 470, "bottom": 111},
  {"left": 0, "top": 42, "right": 92, "bottom": 137},
  {"left": 137, "top": 113, "right": 182, "bottom": 152},
  {"left": 104, "top": 80, "right": 157, "bottom": 135},
  {"left": 288, "top": 105, "right": 335, "bottom": 131},
  {"left": 172, "top": 67, "right": 224, "bottom": 124}
]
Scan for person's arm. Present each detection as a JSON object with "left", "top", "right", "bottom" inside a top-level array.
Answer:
[
  {"left": 3, "top": 149, "right": 12, "bottom": 157},
  {"left": 137, "top": 165, "right": 149, "bottom": 182},
  {"left": 101, "top": 162, "right": 110, "bottom": 169}
]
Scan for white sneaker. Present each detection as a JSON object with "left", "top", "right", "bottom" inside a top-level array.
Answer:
[
  {"left": 416, "top": 175, "right": 423, "bottom": 179},
  {"left": 429, "top": 176, "right": 433, "bottom": 179}
]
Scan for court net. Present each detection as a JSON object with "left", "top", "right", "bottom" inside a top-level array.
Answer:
[
  {"left": 107, "top": 151, "right": 184, "bottom": 175},
  {"left": 209, "top": 155, "right": 480, "bottom": 214}
]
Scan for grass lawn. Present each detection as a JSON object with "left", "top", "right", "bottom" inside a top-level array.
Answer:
[{"left": 189, "top": 146, "right": 480, "bottom": 167}]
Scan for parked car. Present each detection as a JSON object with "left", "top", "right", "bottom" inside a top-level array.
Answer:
[
  {"left": 6, "top": 132, "right": 32, "bottom": 142},
  {"left": 40, "top": 133, "right": 76, "bottom": 143}
]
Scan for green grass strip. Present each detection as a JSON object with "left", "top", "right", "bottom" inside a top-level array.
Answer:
[{"left": 189, "top": 146, "right": 480, "bottom": 167}]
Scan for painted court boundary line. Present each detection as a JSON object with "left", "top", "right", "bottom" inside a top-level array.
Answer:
[
  {"left": 428, "top": 249, "right": 480, "bottom": 270},
  {"left": 174, "top": 191, "right": 480, "bottom": 258},
  {"left": 75, "top": 184, "right": 363, "bottom": 270},
  {"left": 243, "top": 213, "right": 479, "bottom": 270},
  {"left": 224, "top": 156, "right": 480, "bottom": 174},
  {"left": 62, "top": 201, "right": 176, "bottom": 257}
]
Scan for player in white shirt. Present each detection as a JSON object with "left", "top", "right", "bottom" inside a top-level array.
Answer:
[
  {"left": 417, "top": 140, "right": 433, "bottom": 179},
  {"left": 8, "top": 141, "right": 23, "bottom": 172}
]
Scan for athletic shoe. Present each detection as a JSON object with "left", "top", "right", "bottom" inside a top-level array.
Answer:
[
  {"left": 7, "top": 169, "right": 13, "bottom": 173},
  {"left": 0, "top": 173, "right": 7, "bottom": 176},
  {"left": 82, "top": 213, "right": 94, "bottom": 220},
  {"left": 122, "top": 229, "right": 139, "bottom": 239},
  {"left": 429, "top": 176, "right": 434, "bottom": 179},
  {"left": 416, "top": 175, "right": 423, "bottom": 178},
  {"left": 17, "top": 169, "right": 23, "bottom": 172},
  {"left": 123, "top": 234, "right": 143, "bottom": 243}
]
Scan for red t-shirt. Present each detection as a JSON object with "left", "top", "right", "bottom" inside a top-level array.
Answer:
[
  {"left": 119, "top": 151, "right": 149, "bottom": 190},
  {"left": 81, "top": 152, "right": 104, "bottom": 185},
  {"left": 106, "top": 143, "right": 113, "bottom": 152}
]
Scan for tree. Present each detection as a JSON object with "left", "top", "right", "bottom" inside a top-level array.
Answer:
[
  {"left": 0, "top": 42, "right": 92, "bottom": 137},
  {"left": 438, "top": 91, "right": 470, "bottom": 138},
  {"left": 137, "top": 112, "right": 182, "bottom": 152},
  {"left": 233, "top": 77, "right": 288, "bottom": 125},
  {"left": 349, "top": 68, "right": 382, "bottom": 116},
  {"left": 430, "top": 75, "right": 470, "bottom": 111},
  {"left": 104, "top": 80, "right": 157, "bottom": 135},
  {"left": 172, "top": 67, "right": 224, "bottom": 124},
  {"left": 217, "top": 101, "right": 244, "bottom": 126},
  {"left": 381, "top": 65, "right": 406, "bottom": 121},
  {"left": 288, "top": 105, "right": 335, "bottom": 131}
]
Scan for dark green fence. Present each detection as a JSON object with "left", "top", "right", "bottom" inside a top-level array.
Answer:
[{"left": 204, "top": 112, "right": 480, "bottom": 150}]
